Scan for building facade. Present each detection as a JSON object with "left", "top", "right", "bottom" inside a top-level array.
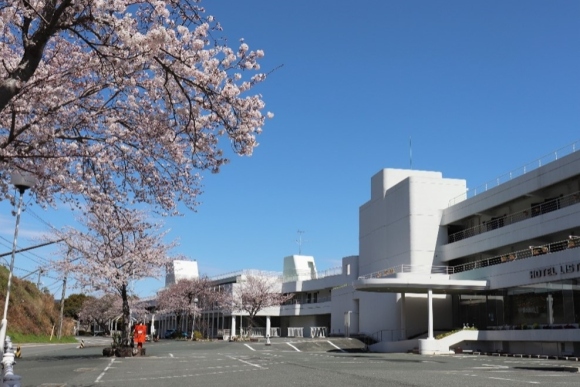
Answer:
[
  {"left": 155, "top": 142, "right": 580, "bottom": 356},
  {"left": 354, "top": 142, "right": 580, "bottom": 355}
]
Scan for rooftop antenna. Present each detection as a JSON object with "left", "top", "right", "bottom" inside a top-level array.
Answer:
[
  {"left": 409, "top": 136, "right": 413, "bottom": 169},
  {"left": 296, "top": 230, "right": 305, "bottom": 255}
]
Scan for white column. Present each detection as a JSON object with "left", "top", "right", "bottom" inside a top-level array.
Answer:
[
  {"left": 231, "top": 316, "right": 236, "bottom": 338},
  {"left": 427, "top": 289, "right": 434, "bottom": 339},
  {"left": 266, "top": 316, "right": 271, "bottom": 337},
  {"left": 399, "top": 293, "right": 406, "bottom": 340},
  {"left": 547, "top": 294, "right": 554, "bottom": 325}
]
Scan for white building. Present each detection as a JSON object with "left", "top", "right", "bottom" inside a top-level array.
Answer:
[
  {"left": 165, "top": 259, "right": 199, "bottom": 286},
  {"left": 354, "top": 142, "right": 580, "bottom": 355},
  {"left": 157, "top": 141, "right": 580, "bottom": 356}
]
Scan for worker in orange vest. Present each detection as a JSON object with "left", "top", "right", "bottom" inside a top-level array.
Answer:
[{"left": 133, "top": 322, "right": 147, "bottom": 350}]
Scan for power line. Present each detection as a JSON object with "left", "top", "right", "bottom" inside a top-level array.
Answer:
[{"left": 26, "top": 208, "right": 61, "bottom": 233}]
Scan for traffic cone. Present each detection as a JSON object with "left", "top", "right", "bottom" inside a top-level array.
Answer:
[
  {"left": 15, "top": 345, "right": 21, "bottom": 358},
  {"left": 79, "top": 340, "right": 85, "bottom": 349}
]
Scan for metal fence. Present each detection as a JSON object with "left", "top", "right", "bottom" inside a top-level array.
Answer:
[
  {"left": 218, "top": 327, "right": 281, "bottom": 338},
  {"left": 448, "top": 140, "right": 579, "bottom": 206},
  {"left": 287, "top": 327, "right": 304, "bottom": 337}
]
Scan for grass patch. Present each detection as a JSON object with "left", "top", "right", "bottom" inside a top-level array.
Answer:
[{"left": 8, "top": 333, "right": 78, "bottom": 344}]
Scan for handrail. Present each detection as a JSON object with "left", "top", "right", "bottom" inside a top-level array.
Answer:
[
  {"left": 448, "top": 191, "right": 580, "bottom": 244},
  {"left": 448, "top": 140, "right": 579, "bottom": 206},
  {"left": 359, "top": 236, "right": 580, "bottom": 279},
  {"left": 282, "top": 296, "right": 332, "bottom": 305},
  {"left": 210, "top": 269, "right": 282, "bottom": 281},
  {"left": 359, "top": 265, "right": 449, "bottom": 280},
  {"left": 282, "top": 266, "right": 342, "bottom": 283}
]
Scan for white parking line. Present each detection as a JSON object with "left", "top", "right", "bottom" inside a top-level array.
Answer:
[
  {"left": 228, "top": 356, "right": 263, "bottom": 368},
  {"left": 327, "top": 341, "right": 345, "bottom": 352},
  {"left": 286, "top": 343, "right": 301, "bottom": 352},
  {"left": 95, "top": 358, "right": 115, "bottom": 383},
  {"left": 489, "top": 377, "right": 540, "bottom": 384},
  {"left": 244, "top": 344, "right": 256, "bottom": 351}
]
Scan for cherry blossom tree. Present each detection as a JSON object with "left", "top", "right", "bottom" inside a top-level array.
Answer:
[
  {"left": 229, "top": 274, "right": 293, "bottom": 335},
  {"left": 55, "top": 203, "right": 177, "bottom": 344},
  {"left": 78, "top": 293, "right": 122, "bottom": 334},
  {"left": 156, "top": 276, "right": 217, "bottom": 338},
  {"left": 0, "top": 0, "right": 273, "bottom": 211}
]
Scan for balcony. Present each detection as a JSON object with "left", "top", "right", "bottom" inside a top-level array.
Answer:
[
  {"left": 280, "top": 297, "right": 332, "bottom": 316},
  {"left": 447, "top": 191, "right": 580, "bottom": 244},
  {"left": 360, "top": 236, "right": 580, "bottom": 279}
]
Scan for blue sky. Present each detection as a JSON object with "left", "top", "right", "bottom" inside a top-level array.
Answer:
[{"left": 1, "top": 0, "right": 579, "bottom": 297}]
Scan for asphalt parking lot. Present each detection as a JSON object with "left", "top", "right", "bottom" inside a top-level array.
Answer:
[{"left": 13, "top": 338, "right": 580, "bottom": 387}]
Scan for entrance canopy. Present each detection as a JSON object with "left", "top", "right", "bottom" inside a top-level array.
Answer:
[{"left": 353, "top": 275, "right": 489, "bottom": 294}]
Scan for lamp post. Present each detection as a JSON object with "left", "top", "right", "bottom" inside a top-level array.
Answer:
[
  {"left": 0, "top": 171, "right": 36, "bottom": 386},
  {"left": 191, "top": 298, "right": 198, "bottom": 340}
]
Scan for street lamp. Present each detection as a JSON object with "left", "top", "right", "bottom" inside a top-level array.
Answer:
[
  {"left": 0, "top": 171, "right": 36, "bottom": 385},
  {"left": 191, "top": 297, "right": 198, "bottom": 340}
]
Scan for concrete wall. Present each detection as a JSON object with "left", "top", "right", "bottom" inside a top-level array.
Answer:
[
  {"left": 404, "top": 293, "right": 453, "bottom": 338},
  {"left": 330, "top": 285, "right": 359, "bottom": 335},
  {"left": 358, "top": 292, "right": 398, "bottom": 337},
  {"left": 165, "top": 260, "right": 199, "bottom": 286},
  {"left": 283, "top": 255, "right": 317, "bottom": 281},
  {"left": 359, "top": 169, "right": 465, "bottom": 276},
  {"left": 357, "top": 169, "right": 465, "bottom": 338}
]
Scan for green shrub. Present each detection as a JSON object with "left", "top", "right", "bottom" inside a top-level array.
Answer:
[{"left": 192, "top": 330, "right": 203, "bottom": 340}]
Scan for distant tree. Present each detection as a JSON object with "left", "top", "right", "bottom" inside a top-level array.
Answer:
[
  {"left": 56, "top": 204, "right": 176, "bottom": 344},
  {"left": 63, "top": 293, "right": 89, "bottom": 319},
  {"left": 229, "top": 274, "right": 293, "bottom": 335},
  {"left": 0, "top": 1, "right": 273, "bottom": 212},
  {"left": 78, "top": 294, "right": 121, "bottom": 333},
  {"left": 156, "top": 276, "right": 214, "bottom": 338}
]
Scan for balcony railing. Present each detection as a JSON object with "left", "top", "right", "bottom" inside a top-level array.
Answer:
[
  {"left": 359, "top": 265, "right": 449, "bottom": 279},
  {"left": 359, "top": 236, "right": 580, "bottom": 279},
  {"left": 448, "top": 191, "right": 580, "bottom": 244},
  {"left": 448, "top": 140, "right": 580, "bottom": 206},
  {"left": 210, "top": 269, "right": 282, "bottom": 281},
  {"left": 282, "top": 266, "right": 342, "bottom": 283},
  {"left": 218, "top": 327, "right": 281, "bottom": 338},
  {"left": 282, "top": 296, "right": 331, "bottom": 305}
]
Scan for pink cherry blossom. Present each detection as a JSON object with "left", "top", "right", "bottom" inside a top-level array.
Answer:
[
  {"left": 54, "top": 203, "right": 178, "bottom": 342},
  {"left": 0, "top": 1, "right": 272, "bottom": 212},
  {"left": 227, "top": 274, "right": 293, "bottom": 332}
]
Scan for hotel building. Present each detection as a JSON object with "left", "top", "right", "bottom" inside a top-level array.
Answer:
[{"left": 158, "top": 142, "right": 580, "bottom": 356}]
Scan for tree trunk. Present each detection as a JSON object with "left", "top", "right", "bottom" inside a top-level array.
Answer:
[
  {"left": 121, "top": 284, "right": 131, "bottom": 346},
  {"left": 247, "top": 314, "right": 256, "bottom": 338}
]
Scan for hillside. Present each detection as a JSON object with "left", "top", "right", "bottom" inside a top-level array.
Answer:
[{"left": 0, "top": 266, "right": 74, "bottom": 336}]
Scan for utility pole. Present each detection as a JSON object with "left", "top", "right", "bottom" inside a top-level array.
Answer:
[
  {"left": 36, "top": 269, "right": 43, "bottom": 289},
  {"left": 58, "top": 248, "right": 72, "bottom": 340},
  {"left": 58, "top": 274, "right": 67, "bottom": 339}
]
